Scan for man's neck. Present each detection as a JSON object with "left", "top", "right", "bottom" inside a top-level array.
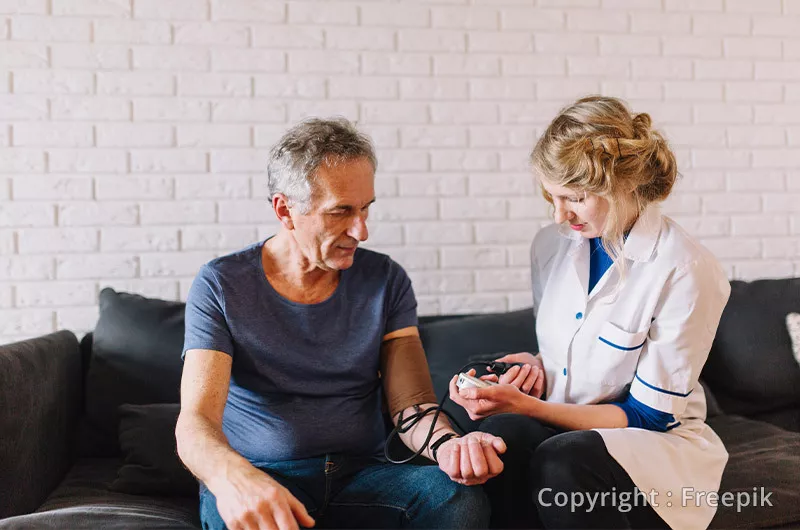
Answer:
[{"left": 262, "top": 230, "right": 339, "bottom": 303}]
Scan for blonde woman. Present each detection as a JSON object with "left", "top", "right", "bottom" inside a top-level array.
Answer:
[{"left": 450, "top": 96, "right": 730, "bottom": 530}]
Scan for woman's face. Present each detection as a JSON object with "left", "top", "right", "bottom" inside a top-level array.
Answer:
[{"left": 540, "top": 179, "right": 610, "bottom": 239}]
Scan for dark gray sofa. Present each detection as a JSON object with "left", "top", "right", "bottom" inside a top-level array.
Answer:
[{"left": 1, "top": 279, "right": 800, "bottom": 529}]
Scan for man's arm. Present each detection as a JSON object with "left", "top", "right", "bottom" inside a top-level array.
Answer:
[{"left": 177, "top": 349, "right": 314, "bottom": 530}]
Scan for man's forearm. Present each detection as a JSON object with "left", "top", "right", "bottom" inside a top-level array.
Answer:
[{"left": 394, "top": 403, "right": 457, "bottom": 462}]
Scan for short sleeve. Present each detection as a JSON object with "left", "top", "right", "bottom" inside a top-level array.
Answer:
[
  {"left": 385, "top": 259, "right": 418, "bottom": 334},
  {"left": 182, "top": 264, "right": 235, "bottom": 359},
  {"left": 630, "top": 260, "right": 731, "bottom": 416}
]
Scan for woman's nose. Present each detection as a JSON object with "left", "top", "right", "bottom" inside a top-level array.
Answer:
[{"left": 554, "top": 202, "right": 573, "bottom": 224}]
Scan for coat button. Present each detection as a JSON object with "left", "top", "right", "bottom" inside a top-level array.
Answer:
[
  {"left": 576, "top": 312, "right": 583, "bottom": 319},
  {"left": 563, "top": 368, "right": 567, "bottom": 376}
]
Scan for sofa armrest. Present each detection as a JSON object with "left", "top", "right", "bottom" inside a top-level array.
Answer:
[{"left": 0, "top": 331, "right": 82, "bottom": 519}]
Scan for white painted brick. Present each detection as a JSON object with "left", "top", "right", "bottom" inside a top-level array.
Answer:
[
  {"left": 0, "top": 284, "right": 11, "bottom": 308},
  {"left": 400, "top": 126, "right": 467, "bottom": 148},
  {"left": 56, "top": 254, "right": 136, "bottom": 279},
  {"left": 397, "top": 174, "right": 467, "bottom": 196},
  {"left": 752, "top": 15, "right": 800, "bottom": 36},
  {"left": 500, "top": 8, "right": 563, "bottom": 30},
  {"left": 212, "top": 99, "right": 284, "bottom": 123},
  {"left": 253, "top": 124, "right": 293, "bottom": 148},
  {"left": 499, "top": 102, "right": 565, "bottom": 125},
  {"left": 567, "top": 10, "right": 628, "bottom": 33},
  {"left": 59, "top": 202, "right": 138, "bottom": 226},
  {"left": 371, "top": 199, "right": 438, "bottom": 222},
  {"left": 442, "top": 246, "right": 505, "bottom": 269},
  {"left": 440, "top": 294, "right": 507, "bottom": 314},
  {"left": 177, "top": 124, "right": 249, "bottom": 147},
  {"left": 754, "top": 150, "right": 800, "bottom": 168},
  {"left": 508, "top": 291, "right": 533, "bottom": 311},
  {"left": 51, "top": 96, "right": 130, "bottom": 121},
  {"left": 631, "top": 13, "right": 690, "bottom": 33},
  {"left": 101, "top": 227, "right": 179, "bottom": 252},
  {"left": 97, "top": 72, "right": 173, "bottom": 96},
  {"left": 756, "top": 61, "right": 800, "bottom": 81},
  {"left": 700, "top": 238, "right": 761, "bottom": 259},
  {"left": 470, "top": 79, "right": 535, "bottom": 100},
  {"left": 97, "top": 123, "right": 174, "bottom": 147},
  {"left": 56, "top": 306, "right": 100, "bottom": 333},
  {"left": 397, "top": 30, "right": 465, "bottom": 52},
  {"left": 695, "top": 59, "right": 753, "bottom": 80},
  {"left": 468, "top": 173, "right": 535, "bottom": 195},
  {"left": 53, "top": 0, "right": 129, "bottom": 16},
  {"left": 603, "top": 0, "right": 661, "bottom": 7},
  {"left": 430, "top": 103, "right": 497, "bottom": 125},
  {"left": 667, "top": 125, "right": 726, "bottom": 147},
  {"left": 134, "top": 98, "right": 210, "bottom": 121},
  {"left": 288, "top": 101, "right": 358, "bottom": 122},
  {"left": 755, "top": 105, "right": 800, "bottom": 124},
  {"left": 13, "top": 70, "right": 93, "bottom": 95},
  {"left": 509, "top": 197, "right": 552, "bottom": 219},
  {"left": 0, "top": 43, "right": 48, "bottom": 68},
  {"left": 367, "top": 247, "right": 438, "bottom": 271},
  {"left": 362, "top": 102, "right": 428, "bottom": 124},
  {"left": 287, "top": 2, "right": 354, "bottom": 25},
  {"left": 217, "top": 200, "right": 273, "bottom": 224},
  {"left": 133, "top": 46, "right": 209, "bottom": 72},
  {"left": 694, "top": 104, "right": 753, "bottom": 124},
  {"left": 433, "top": 54, "right": 498, "bottom": 76},
  {"left": 693, "top": 149, "right": 750, "bottom": 168},
  {"left": 365, "top": 4, "right": 429, "bottom": 27},
  {"left": 288, "top": 51, "right": 358, "bottom": 74},
  {"left": 405, "top": 222, "right": 472, "bottom": 245},
  {"left": 181, "top": 226, "right": 256, "bottom": 250},
  {"left": 0, "top": 127, "right": 7, "bottom": 147},
  {"left": 95, "top": 176, "right": 173, "bottom": 199},
  {"left": 141, "top": 251, "right": 215, "bottom": 278},
  {"left": 788, "top": 172, "right": 800, "bottom": 189},
  {"left": 497, "top": 149, "right": 531, "bottom": 172},
  {"left": 103, "top": 279, "right": 180, "bottom": 300},
  {"left": 789, "top": 128, "right": 800, "bottom": 145},
  {"left": 475, "top": 269, "right": 529, "bottom": 292},
  {"left": 735, "top": 260, "right": 794, "bottom": 280},
  {"left": 330, "top": 77, "right": 397, "bottom": 100},
  {"left": 18, "top": 228, "right": 98, "bottom": 253},
  {"left": 726, "top": 81, "right": 782, "bottom": 102},
  {"left": 374, "top": 177, "right": 397, "bottom": 198},
  {"left": 0, "top": 203, "right": 54, "bottom": 227},
  {"left": 568, "top": 57, "right": 630, "bottom": 77},
  {"left": 135, "top": 0, "right": 209, "bottom": 21},
  {"left": 16, "top": 281, "right": 96, "bottom": 307},
  {"left": 11, "top": 15, "right": 91, "bottom": 41},
  {"left": 14, "top": 123, "right": 93, "bottom": 147},
  {"left": 433, "top": 6, "right": 496, "bottom": 29},
  {"left": 692, "top": 14, "right": 750, "bottom": 35},
  {"left": 95, "top": 20, "right": 171, "bottom": 43},
  {"left": 662, "top": 36, "right": 722, "bottom": 57},
  {"left": 213, "top": 49, "right": 285, "bottom": 72},
  {"left": 441, "top": 198, "right": 507, "bottom": 220},
  {"left": 727, "top": 126, "right": 785, "bottom": 147},
  {"left": 325, "top": 27, "right": 394, "bottom": 52},
  {"left": 51, "top": 44, "right": 129, "bottom": 69},
  {"left": 0, "top": 256, "right": 54, "bottom": 280},
  {"left": 763, "top": 238, "right": 800, "bottom": 259},
  {"left": 252, "top": 25, "right": 324, "bottom": 49},
  {"left": 723, "top": 37, "right": 781, "bottom": 59},
  {"left": 431, "top": 150, "right": 498, "bottom": 171},
  {"left": 179, "top": 73, "right": 251, "bottom": 97},
  {"left": 727, "top": 0, "right": 781, "bottom": 12},
  {"left": 669, "top": 215, "right": 730, "bottom": 237},
  {"left": 731, "top": 215, "right": 789, "bottom": 236},
  {"left": 631, "top": 57, "right": 692, "bottom": 79},
  {"left": 664, "top": 81, "right": 722, "bottom": 100},
  {"left": 727, "top": 170, "right": 784, "bottom": 191},
  {"left": 399, "top": 78, "right": 468, "bottom": 100},
  {"left": 362, "top": 222, "right": 403, "bottom": 245},
  {"left": 0, "top": 94, "right": 47, "bottom": 119},
  {"left": 786, "top": 41, "right": 800, "bottom": 60},
  {"left": 599, "top": 35, "right": 660, "bottom": 56},
  {"left": 702, "top": 193, "right": 761, "bottom": 213},
  {"left": 662, "top": 193, "right": 702, "bottom": 215},
  {"left": 357, "top": 54, "right": 430, "bottom": 77},
  {"left": 174, "top": 22, "right": 248, "bottom": 46},
  {"left": 407, "top": 270, "right": 473, "bottom": 295},
  {"left": 0, "top": 0, "right": 46, "bottom": 14},
  {"left": 0, "top": 230, "right": 10, "bottom": 254},
  {"left": 469, "top": 127, "right": 535, "bottom": 148},
  {"left": 0, "top": 149, "right": 44, "bottom": 173},
  {"left": 176, "top": 174, "right": 249, "bottom": 199},
  {"left": 0, "top": 309, "right": 54, "bottom": 335},
  {"left": 13, "top": 176, "right": 92, "bottom": 200},
  {"left": 468, "top": 31, "right": 533, "bottom": 53},
  {"left": 502, "top": 56, "right": 566, "bottom": 77},
  {"left": 534, "top": 33, "right": 597, "bottom": 54},
  {"left": 140, "top": 201, "right": 215, "bottom": 225},
  {"left": 539, "top": 0, "right": 598, "bottom": 5},
  {"left": 210, "top": 149, "right": 268, "bottom": 172},
  {"left": 131, "top": 150, "right": 207, "bottom": 173}
]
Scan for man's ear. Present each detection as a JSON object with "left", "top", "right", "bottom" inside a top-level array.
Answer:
[{"left": 272, "top": 194, "right": 294, "bottom": 230}]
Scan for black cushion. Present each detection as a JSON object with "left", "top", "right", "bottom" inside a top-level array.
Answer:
[
  {"left": 703, "top": 279, "right": 800, "bottom": 417},
  {"left": 419, "top": 308, "right": 538, "bottom": 433},
  {"left": 80, "top": 288, "right": 186, "bottom": 456},
  {"left": 111, "top": 404, "right": 198, "bottom": 497}
]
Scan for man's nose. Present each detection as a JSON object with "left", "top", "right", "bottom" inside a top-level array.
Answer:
[{"left": 349, "top": 213, "right": 369, "bottom": 242}]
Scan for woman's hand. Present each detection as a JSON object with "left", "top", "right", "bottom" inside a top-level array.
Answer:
[
  {"left": 481, "top": 352, "right": 546, "bottom": 398},
  {"left": 449, "top": 372, "right": 532, "bottom": 420}
]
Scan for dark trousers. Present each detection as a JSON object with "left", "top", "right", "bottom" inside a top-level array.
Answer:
[{"left": 479, "top": 414, "right": 670, "bottom": 529}]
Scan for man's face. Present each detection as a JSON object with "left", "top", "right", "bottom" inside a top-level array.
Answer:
[{"left": 291, "top": 157, "right": 376, "bottom": 271}]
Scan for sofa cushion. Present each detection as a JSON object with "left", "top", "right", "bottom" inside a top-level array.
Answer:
[
  {"left": 703, "top": 279, "right": 800, "bottom": 417},
  {"left": 111, "top": 404, "right": 198, "bottom": 497},
  {"left": 81, "top": 288, "right": 186, "bottom": 457},
  {"left": 419, "top": 308, "right": 538, "bottom": 433},
  {"left": 708, "top": 415, "right": 800, "bottom": 529},
  {"left": 0, "top": 458, "right": 200, "bottom": 530}
]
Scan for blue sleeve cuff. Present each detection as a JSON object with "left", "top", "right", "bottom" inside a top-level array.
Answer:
[{"left": 613, "top": 393, "right": 676, "bottom": 432}]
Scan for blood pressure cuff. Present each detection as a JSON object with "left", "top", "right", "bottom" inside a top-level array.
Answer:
[{"left": 379, "top": 334, "right": 438, "bottom": 418}]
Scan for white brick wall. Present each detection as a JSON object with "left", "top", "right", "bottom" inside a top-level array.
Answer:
[{"left": 1, "top": 0, "right": 800, "bottom": 343}]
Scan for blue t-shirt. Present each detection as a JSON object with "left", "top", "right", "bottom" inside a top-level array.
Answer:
[{"left": 182, "top": 240, "right": 418, "bottom": 464}]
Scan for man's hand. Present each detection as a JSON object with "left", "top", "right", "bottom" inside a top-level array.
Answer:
[
  {"left": 211, "top": 462, "right": 315, "bottom": 530},
  {"left": 482, "top": 352, "right": 546, "bottom": 398},
  {"left": 449, "top": 373, "right": 533, "bottom": 421},
  {"left": 435, "top": 431, "right": 506, "bottom": 486}
]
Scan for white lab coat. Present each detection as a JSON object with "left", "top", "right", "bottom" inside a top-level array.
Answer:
[{"left": 532, "top": 204, "right": 730, "bottom": 530}]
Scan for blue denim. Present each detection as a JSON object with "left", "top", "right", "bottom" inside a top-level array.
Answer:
[{"left": 199, "top": 455, "right": 489, "bottom": 529}]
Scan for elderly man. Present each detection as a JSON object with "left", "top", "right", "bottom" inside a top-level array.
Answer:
[{"left": 176, "top": 118, "right": 506, "bottom": 530}]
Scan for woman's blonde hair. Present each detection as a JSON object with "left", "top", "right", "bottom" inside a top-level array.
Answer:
[{"left": 531, "top": 95, "right": 678, "bottom": 282}]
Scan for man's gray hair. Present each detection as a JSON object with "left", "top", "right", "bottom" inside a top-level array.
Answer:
[{"left": 267, "top": 117, "right": 377, "bottom": 213}]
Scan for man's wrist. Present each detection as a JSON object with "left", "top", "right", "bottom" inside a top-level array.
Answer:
[{"left": 430, "top": 432, "right": 459, "bottom": 463}]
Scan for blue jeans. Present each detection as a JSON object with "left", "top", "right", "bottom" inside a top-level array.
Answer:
[{"left": 199, "top": 454, "right": 489, "bottom": 529}]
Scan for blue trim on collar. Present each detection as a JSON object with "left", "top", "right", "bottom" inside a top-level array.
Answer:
[{"left": 635, "top": 373, "right": 693, "bottom": 398}]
